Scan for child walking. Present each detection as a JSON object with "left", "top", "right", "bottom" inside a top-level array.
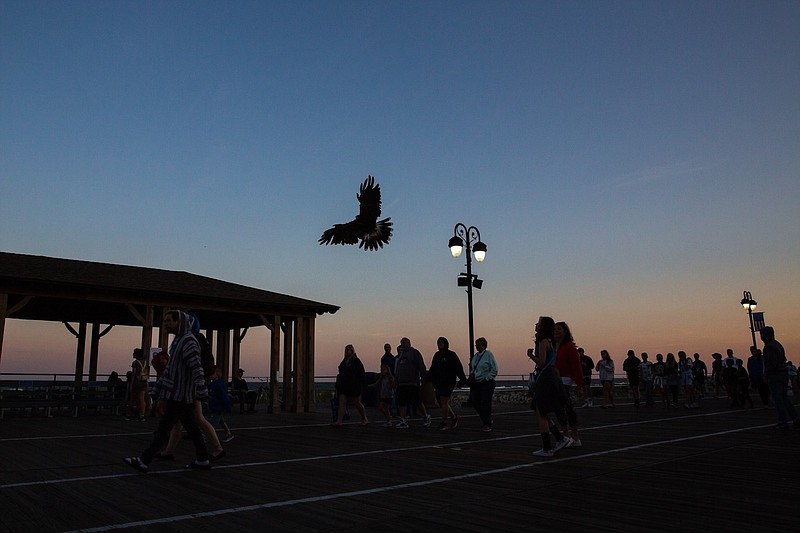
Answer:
[
  {"left": 371, "top": 364, "right": 395, "bottom": 427},
  {"left": 207, "top": 367, "right": 234, "bottom": 443}
]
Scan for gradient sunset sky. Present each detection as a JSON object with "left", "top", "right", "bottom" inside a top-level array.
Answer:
[{"left": 2, "top": 1, "right": 798, "bottom": 379}]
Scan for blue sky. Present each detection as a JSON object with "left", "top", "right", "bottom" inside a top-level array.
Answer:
[{"left": 2, "top": 1, "right": 799, "bottom": 378}]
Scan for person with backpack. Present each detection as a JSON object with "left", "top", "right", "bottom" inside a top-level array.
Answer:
[{"left": 125, "top": 348, "right": 150, "bottom": 421}]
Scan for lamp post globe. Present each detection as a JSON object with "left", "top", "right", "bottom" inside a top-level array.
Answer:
[{"left": 741, "top": 290, "right": 758, "bottom": 348}]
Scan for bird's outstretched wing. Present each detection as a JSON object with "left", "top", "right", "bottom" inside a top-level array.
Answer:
[
  {"left": 318, "top": 220, "right": 361, "bottom": 246},
  {"left": 356, "top": 175, "right": 382, "bottom": 223}
]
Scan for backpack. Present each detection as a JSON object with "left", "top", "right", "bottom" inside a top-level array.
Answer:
[
  {"left": 134, "top": 359, "right": 149, "bottom": 381},
  {"left": 193, "top": 331, "right": 215, "bottom": 378}
]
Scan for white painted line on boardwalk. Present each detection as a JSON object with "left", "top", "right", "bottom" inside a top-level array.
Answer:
[
  {"left": 0, "top": 406, "right": 753, "bottom": 442},
  {"left": 63, "top": 423, "right": 773, "bottom": 533},
  {"left": 0, "top": 410, "right": 765, "bottom": 489}
]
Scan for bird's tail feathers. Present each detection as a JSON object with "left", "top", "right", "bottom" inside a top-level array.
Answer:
[{"left": 359, "top": 218, "right": 393, "bottom": 251}]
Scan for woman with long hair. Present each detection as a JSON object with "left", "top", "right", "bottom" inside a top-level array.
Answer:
[
  {"left": 596, "top": 350, "right": 615, "bottom": 409},
  {"left": 554, "top": 321, "right": 582, "bottom": 446},
  {"left": 529, "top": 316, "right": 572, "bottom": 457},
  {"left": 332, "top": 344, "right": 368, "bottom": 427}
]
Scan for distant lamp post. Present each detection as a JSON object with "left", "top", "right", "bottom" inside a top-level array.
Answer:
[
  {"left": 449, "top": 223, "right": 487, "bottom": 368},
  {"left": 740, "top": 290, "right": 758, "bottom": 348}
]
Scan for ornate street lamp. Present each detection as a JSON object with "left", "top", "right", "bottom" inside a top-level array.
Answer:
[
  {"left": 740, "top": 290, "right": 758, "bottom": 348},
  {"left": 449, "top": 223, "right": 487, "bottom": 369}
]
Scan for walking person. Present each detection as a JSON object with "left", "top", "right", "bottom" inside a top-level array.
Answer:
[
  {"left": 665, "top": 353, "right": 680, "bottom": 408},
  {"left": 692, "top": 353, "right": 708, "bottom": 400},
  {"left": 622, "top": 350, "right": 641, "bottom": 407},
  {"left": 124, "top": 348, "right": 149, "bottom": 421},
  {"left": 596, "top": 350, "right": 615, "bottom": 408},
  {"left": 723, "top": 358, "right": 740, "bottom": 408},
  {"left": 652, "top": 353, "right": 667, "bottom": 407},
  {"left": 736, "top": 360, "right": 754, "bottom": 408},
  {"left": 393, "top": 337, "right": 430, "bottom": 428},
  {"left": 578, "top": 347, "right": 594, "bottom": 407},
  {"left": 761, "top": 326, "right": 800, "bottom": 430},
  {"left": 428, "top": 337, "right": 467, "bottom": 431},
  {"left": 331, "top": 344, "right": 368, "bottom": 427},
  {"left": 470, "top": 337, "right": 498, "bottom": 432},
  {"left": 711, "top": 352, "right": 724, "bottom": 399},
  {"left": 679, "top": 351, "right": 697, "bottom": 408},
  {"left": 747, "top": 346, "right": 770, "bottom": 406},
  {"left": 369, "top": 364, "right": 395, "bottom": 426},
  {"left": 206, "top": 366, "right": 234, "bottom": 443},
  {"left": 530, "top": 316, "right": 572, "bottom": 457},
  {"left": 123, "top": 310, "right": 210, "bottom": 472},
  {"left": 554, "top": 321, "right": 583, "bottom": 446},
  {"left": 639, "top": 353, "right": 655, "bottom": 407}
]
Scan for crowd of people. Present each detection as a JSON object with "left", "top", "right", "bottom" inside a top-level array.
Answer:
[
  {"left": 119, "top": 309, "right": 797, "bottom": 473},
  {"left": 330, "top": 322, "right": 799, "bottom": 458}
]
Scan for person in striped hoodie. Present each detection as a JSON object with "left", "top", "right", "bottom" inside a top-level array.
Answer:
[{"left": 123, "top": 310, "right": 210, "bottom": 473}]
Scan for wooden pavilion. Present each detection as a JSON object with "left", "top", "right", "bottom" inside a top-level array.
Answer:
[{"left": 0, "top": 251, "right": 339, "bottom": 412}]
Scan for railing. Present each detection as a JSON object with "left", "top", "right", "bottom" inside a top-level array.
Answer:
[{"left": 0, "top": 378, "right": 127, "bottom": 418}]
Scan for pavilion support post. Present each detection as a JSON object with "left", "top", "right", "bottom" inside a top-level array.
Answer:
[
  {"left": 140, "top": 306, "right": 153, "bottom": 372},
  {"left": 87, "top": 323, "right": 115, "bottom": 381},
  {"left": 229, "top": 329, "right": 244, "bottom": 383},
  {"left": 294, "top": 317, "right": 306, "bottom": 412},
  {"left": 73, "top": 322, "right": 87, "bottom": 382},
  {"left": 270, "top": 315, "right": 281, "bottom": 413},
  {"left": 304, "top": 317, "right": 316, "bottom": 413},
  {"left": 282, "top": 319, "right": 294, "bottom": 412},
  {"left": 89, "top": 323, "right": 101, "bottom": 380}
]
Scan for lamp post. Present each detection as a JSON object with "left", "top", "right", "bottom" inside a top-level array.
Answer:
[
  {"left": 449, "top": 223, "right": 487, "bottom": 370},
  {"left": 740, "top": 290, "right": 758, "bottom": 348}
]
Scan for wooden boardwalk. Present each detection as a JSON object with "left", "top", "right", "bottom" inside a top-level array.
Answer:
[{"left": 0, "top": 397, "right": 797, "bottom": 532}]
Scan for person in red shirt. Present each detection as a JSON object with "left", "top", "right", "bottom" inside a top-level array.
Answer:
[{"left": 554, "top": 321, "right": 583, "bottom": 447}]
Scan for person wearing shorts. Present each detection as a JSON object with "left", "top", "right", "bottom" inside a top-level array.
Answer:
[
  {"left": 393, "top": 337, "right": 430, "bottom": 428},
  {"left": 428, "top": 337, "right": 467, "bottom": 431}
]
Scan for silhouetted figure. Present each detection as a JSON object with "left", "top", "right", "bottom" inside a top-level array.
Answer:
[{"left": 319, "top": 175, "right": 393, "bottom": 250}]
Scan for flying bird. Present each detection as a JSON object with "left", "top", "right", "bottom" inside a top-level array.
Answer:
[{"left": 319, "top": 175, "right": 393, "bottom": 251}]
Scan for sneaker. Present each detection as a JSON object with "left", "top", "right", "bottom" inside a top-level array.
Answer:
[
  {"left": 579, "top": 401, "right": 589, "bottom": 408},
  {"left": 553, "top": 437, "right": 573, "bottom": 453},
  {"left": 587, "top": 400, "right": 593, "bottom": 407},
  {"left": 451, "top": 415, "right": 461, "bottom": 429},
  {"left": 222, "top": 434, "right": 235, "bottom": 443},
  {"left": 123, "top": 457, "right": 148, "bottom": 473},
  {"left": 532, "top": 448, "right": 554, "bottom": 457},
  {"left": 185, "top": 460, "right": 211, "bottom": 470},
  {"left": 395, "top": 420, "right": 409, "bottom": 429},
  {"left": 437, "top": 421, "right": 449, "bottom": 431},
  {"left": 424, "top": 414, "right": 432, "bottom": 427},
  {"left": 571, "top": 439, "right": 582, "bottom": 448},
  {"left": 382, "top": 421, "right": 394, "bottom": 427},
  {"left": 481, "top": 425, "right": 493, "bottom": 433}
]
